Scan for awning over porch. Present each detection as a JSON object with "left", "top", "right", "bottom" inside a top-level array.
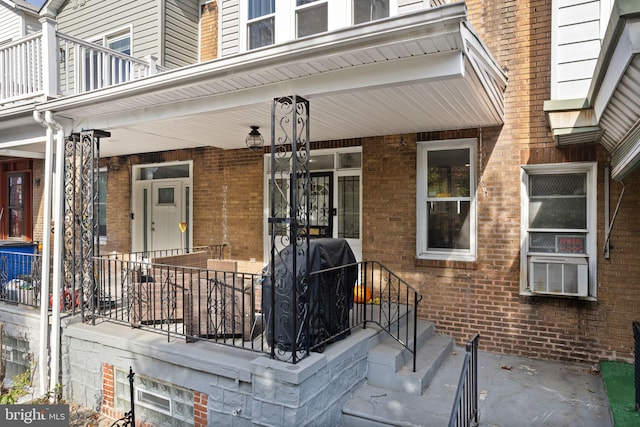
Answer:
[
  {"left": 545, "top": 0, "right": 640, "bottom": 181},
  {"left": 35, "top": 2, "right": 506, "bottom": 157}
]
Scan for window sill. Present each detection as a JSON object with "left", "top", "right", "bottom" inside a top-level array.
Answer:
[
  {"left": 519, "top": 290, "right": 596, "bottom": 302},
  {"left": 415, "top": 258, "right": 477, "bottom": 270}
]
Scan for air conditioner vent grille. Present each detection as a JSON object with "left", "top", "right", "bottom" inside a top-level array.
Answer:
[{"left": 529, "top": 257, "right": 588, "bottom": 296}]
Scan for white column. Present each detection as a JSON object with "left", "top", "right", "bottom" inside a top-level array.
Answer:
[
  {"left": 33, "top": 110, "right": 53, "bottom": 396},
  {"left": 44, "top": 111, "right": 65, "bottom": 397}
]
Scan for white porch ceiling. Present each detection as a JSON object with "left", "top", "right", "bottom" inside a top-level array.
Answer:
[{"left": 30, "top": 3, "right": 506, "bottom": 158}]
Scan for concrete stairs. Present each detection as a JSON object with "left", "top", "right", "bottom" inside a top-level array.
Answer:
[{"left": 342, "top": 316, "right": 460, "bottom": 426}]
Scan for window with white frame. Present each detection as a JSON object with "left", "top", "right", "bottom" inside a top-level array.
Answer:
[
  {"left": 296, "top": 0, "right": 328, "bottom": 38},
  {"left": 520, "top": 162, "right": 597, "bottom": 298},
  {"left": 247, "top": 0, "right": 275, "bottom": 49},
  {"left": 416, "top": 139, "right": 477, "bottom": 261},
  {"left": 353, "top": 0, "right": 389, "bottom": 25}
]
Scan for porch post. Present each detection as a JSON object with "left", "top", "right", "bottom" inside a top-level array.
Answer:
[
  {"left": 39, "top": 16, "right": 58, "bottom": 99},
  {"left": 46, "top": 111, "right": 66, "bottom": 397},
  {"left": 33, "top": 110, "right": 57, "bottom": 396},
  {"left": 269, "top": 95, "right": 310, "bottom": 363}
]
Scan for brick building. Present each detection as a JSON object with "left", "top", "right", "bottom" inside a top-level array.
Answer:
[{"left": 0, "top": 0, "right": 639, "bottom": 424}]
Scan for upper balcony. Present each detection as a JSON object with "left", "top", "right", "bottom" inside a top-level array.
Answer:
[{"left": 0, "top": 19, "right": 161, "bottom": 109}]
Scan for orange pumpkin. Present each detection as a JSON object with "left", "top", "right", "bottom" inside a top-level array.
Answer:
[{"left": 354, "top": 285, "right": 372, "bottom": 304}]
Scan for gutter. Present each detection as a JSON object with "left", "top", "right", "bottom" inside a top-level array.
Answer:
[
  {"left": 32, "top": 110, "right": 51, "bottom": 397},
  {"left": 33, "top": 110, "right": 65, "bottom": 399},
  {"left": 43, "top": 110, "right": 65, "bottom": 399}
]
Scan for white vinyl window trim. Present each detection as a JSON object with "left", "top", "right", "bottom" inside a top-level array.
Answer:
[
  {"left": 416, "top": 138, "right": 477, "bottom": 262},
  {"left": 519, "top": 162, "right": 597, "bottom": 299},
  {"left": 239, "top": 0, "right": 401, "bottom": 51}
]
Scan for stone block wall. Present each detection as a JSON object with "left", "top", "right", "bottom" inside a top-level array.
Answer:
[{"left": 61, "top": 321, "right": 371, "bottom": 426}]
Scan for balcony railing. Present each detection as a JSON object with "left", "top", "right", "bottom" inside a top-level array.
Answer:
[{"left": 0, "top": 26, "right": 159, "bottom": 105}]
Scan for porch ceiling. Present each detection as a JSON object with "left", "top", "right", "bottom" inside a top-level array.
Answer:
[{"left": 34, "top": 3, "right": 506, "bottom": 158}]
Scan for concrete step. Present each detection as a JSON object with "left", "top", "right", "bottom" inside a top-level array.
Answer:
[
  {"left": 342, "top": 342, "right": 465, "bottom": 427},
  {"left": 366, "top": 319, "right": 435, "bottom": 375},
  {"left": 367, "top": 331, "right": 453, "bottom": 395}
]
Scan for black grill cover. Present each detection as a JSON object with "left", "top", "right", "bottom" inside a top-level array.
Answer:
[{"left": 263, "top": 238, "right": 357, "bottom": 351}]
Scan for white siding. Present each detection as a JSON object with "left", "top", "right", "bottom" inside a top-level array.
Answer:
[
  {"left": 163, "top": 0, "right": 199, "bottom": 68},
  {"left": 221, "top": 0, "right": 239, "bottom": 57},
  {"left": 56, "top": 0, "right": 162, "bottom": 65},
  {"left": 551, "top": 0, "right": 602, "bottom": 100},
  {"left": 0, "top": 5, "right": 23, "bottom": 44}
]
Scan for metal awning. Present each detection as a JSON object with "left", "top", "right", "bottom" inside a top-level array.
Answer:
[
  {"left": 31, "top": 3, "right": 506, "bottom": 157},
  {"left": 545, "top": 0, "right": 640, "bottom": 181}
]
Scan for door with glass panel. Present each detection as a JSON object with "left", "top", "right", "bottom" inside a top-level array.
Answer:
[
  {"left": 131, "top": 163, "right": 192, "bottom": 255},
  {"left": 264, "top": 150, "right": 362, "bottom": 262}
]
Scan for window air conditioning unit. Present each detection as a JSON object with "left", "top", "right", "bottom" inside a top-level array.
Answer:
[{"left": 529, "top": 256, "right": 588, "bottom": 297}]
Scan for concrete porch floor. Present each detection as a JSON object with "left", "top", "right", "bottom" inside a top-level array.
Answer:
[{"left": 344, "top": 345, "right": 613, "bottom": 427}]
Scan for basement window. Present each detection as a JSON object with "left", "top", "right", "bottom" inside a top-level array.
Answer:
[{"left": 115, "top": 368, "right": 195, "bottom": 426}]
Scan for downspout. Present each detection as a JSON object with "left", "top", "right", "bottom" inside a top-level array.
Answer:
[
  {"left": 32, "top": 110, "right": 53, "bottom": 396},
  {"left": 43, "top": 111, "right": 65, "bottom": 398}
]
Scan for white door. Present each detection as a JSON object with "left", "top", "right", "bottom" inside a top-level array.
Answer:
[
  {"left": 132, "top": 179, "right": 190, "bottom": 254},
  {"left": 150, "top": 180, "right": 183, "bottom": 251}
]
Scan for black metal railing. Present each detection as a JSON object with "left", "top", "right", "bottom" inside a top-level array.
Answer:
[
  {"left": 0, "top": 250, "right": 42, "bottom": 307},
  {"left": 93, "top": 256, "right": 265, "bottom": 352},
  {"left": 352, "top": 261, "right": 422, "bottom": 372},
  {"left": 448, "top": 333, "right": 480, "bottom": 427},
  {"left": 110, "top": 366, "right": 135, "bottom": 427},
  {"left": 93, "top": 257, "right": 422, "bottom": 367},
  {"left": 111, "top": 245, "right": 227, "bottom": 262}
]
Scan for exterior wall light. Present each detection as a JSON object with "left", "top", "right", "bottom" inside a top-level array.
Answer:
[{"left": 246, "top": 125, "right": 264, "bottom": 151}]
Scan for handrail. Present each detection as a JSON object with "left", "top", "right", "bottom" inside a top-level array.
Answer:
[
  {"left": 56, "top": 32, "right": 152, "bottom": 66},
  {"left": 0, "top": 32, "right": 42, "bottom": 50},
  {"left": 448, "top": 333, "right": 480, "bottom": 427}
]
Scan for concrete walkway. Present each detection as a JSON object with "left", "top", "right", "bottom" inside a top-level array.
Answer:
[{"left": 344, "top": 346, "right": 612, "bottom": 426}]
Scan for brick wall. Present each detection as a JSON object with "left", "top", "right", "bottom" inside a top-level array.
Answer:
[
  {"left": 200, "top": 1, "right": 218, "bottom": 61},
  {"left": 93, "top": 0, "right": 640, "bottom": 364}
]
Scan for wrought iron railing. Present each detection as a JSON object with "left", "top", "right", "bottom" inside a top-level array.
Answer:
[
  {"left": 93, "top": 256, "right": 265, "bottom": 352},
  {"left": 92, "top": 256, "right": 422, "bottom": 367},
  {"left": 448, "top": 333, "right": 480, "bottom": 427},
  {"left": 0, "top": 250, "right": 41, "bottom": 307},
  {"left": 109, "top": 245, "right": 228, "bottom": 263},
  {"left": 352, "top": 261, "right": 423, "bottom": 372}
]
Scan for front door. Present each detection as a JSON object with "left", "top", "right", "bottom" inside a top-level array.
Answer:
[
  {"left": 264, "top": 149, "right": 362, "bottom": 262},
  {"left": 131, "top": 162, "right": 192, "bottom": 254}
]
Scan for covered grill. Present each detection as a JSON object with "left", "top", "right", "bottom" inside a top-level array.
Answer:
[{"left": 263, "top": 238, "right": 357, "bottom": 351}]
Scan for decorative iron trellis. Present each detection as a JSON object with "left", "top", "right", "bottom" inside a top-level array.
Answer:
[
  {"left": 268, "top": 95, "right": 310, "bottom": 363},
  {"left": 63, "top": 130, "right": 110, "bottom": 321}
]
